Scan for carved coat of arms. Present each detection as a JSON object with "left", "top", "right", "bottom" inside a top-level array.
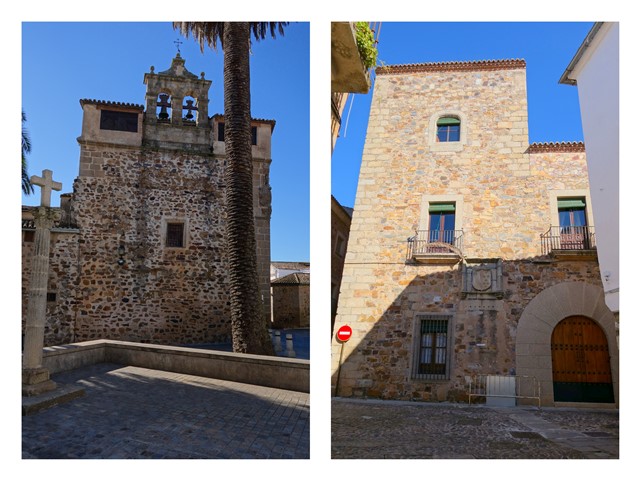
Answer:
[{"left": 472, "top": 268, "right": 492, "bottom": 291}]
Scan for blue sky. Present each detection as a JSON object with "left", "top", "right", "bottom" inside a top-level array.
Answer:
[
  {"left": 8, "top": 6, "right": 640, "bottom": 475},
  {"left": 332, "top": 22, "right": 594, "bottom": 209},
  {"left": 21, "top": 21, "right": 310, "bottom": 262}
]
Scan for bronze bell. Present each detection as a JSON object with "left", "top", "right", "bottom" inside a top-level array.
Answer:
[{"left": 158, "top": 94, "right": 171, "bottom": 120}]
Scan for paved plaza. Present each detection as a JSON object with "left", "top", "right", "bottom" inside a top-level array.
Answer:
[
  {"left": 22, "top": 363, "right": 309, "bottom": 459},
  {"left": 332, "top": 397, "right": 619, "bottom": 459}
]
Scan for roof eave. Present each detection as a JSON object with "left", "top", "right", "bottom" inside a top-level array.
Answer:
[{"left": 559, "top": 22, "right": 604, "bottom": 86}]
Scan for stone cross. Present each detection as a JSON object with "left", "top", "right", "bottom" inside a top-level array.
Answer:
[
  {"left": 23, "top": 169, "right": 62, "bottom": 397},
  {"left": 30, "top": 169, "right": 62, "bottom": 208}
]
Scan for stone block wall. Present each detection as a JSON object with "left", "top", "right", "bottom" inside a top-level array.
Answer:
[
  {"left": 331, "top": 196, "right": 352, "bottom": 330},
  {"left": 331, "top": 60, "right": 609, "bottom": 403},
  {"left": 272, "top": 284, "right": 311, "bottom": 328}
]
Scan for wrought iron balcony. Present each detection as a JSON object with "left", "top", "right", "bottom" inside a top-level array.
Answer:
[
  {"left": 408, "top": 230, "right": 464, "bottom": 263},
  {"left": 540, "top": 225, "right": 596, "bottom": 256}
]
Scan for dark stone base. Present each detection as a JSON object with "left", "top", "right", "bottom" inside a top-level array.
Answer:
[
  {"left": 22, "top": 384, "right": 85, "bottom": 416},
  {"left": 22, "top": 367, "right": 57, "bottom": 397}
]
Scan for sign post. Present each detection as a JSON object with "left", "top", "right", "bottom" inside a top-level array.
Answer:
[{"left": 334, "top": 325, "right": 353, "bottom": 397}]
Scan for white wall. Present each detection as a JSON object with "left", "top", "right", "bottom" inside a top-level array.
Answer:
[{"left": 571, "top": 23, "right": 619, "bottom": 312}]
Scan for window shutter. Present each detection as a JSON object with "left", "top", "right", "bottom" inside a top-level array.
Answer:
[
  {"left": 437, "top": 117, "right": 461, "bottom": 126},
  {"left": 557, "top": 199, "right": 586, "bottom": 209},
  {"left": 429, "top": 203, "right": 456, "bottom": 213}
]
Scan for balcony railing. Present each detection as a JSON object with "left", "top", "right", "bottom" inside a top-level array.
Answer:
[
  {"left": 408, "top": 230, "right": 464, "bottom": 261},
  {"left": 540, "top": 225, "right": 596, "bottom": 255}
]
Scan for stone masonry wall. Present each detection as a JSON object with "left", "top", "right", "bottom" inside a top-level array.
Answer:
[
  {"left": 272, "top": 284, "right": 311, "bottom": 328},
  {"left": 70, "top": 142, "right": 231, "bottom": 345},
  {"left": 331, "top": 61, "right": 604, "bottom": 402},
  {"left": 331, "top": 197, "right": 352, "bottom": 330},
  {"left": 22, "top": 230, "right": 80, "bottom": 346}
]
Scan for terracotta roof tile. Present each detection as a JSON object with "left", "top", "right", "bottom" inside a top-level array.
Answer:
[
  {"left": 79, "top": 99, "right": 145, "bottom": 111},
  {"left": 527, "top": 142, "right": 585, "bottom": 153},
  {"left": 212, "top": 113, "right": 276, "bottom": 131},
  {"left": 375, "top": 59, "right": 526, "bottom": 75}
]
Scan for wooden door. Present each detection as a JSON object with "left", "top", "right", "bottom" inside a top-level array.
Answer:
[{"left": 551, "top": 316, "right": 614, "bottom": 402}]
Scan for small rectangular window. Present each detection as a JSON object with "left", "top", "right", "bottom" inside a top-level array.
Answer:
[
  {"left": 166, "top": 223, "right": 185, "bottom": 248},
  {"left": 413, "top": 315, "right": 451, "bottom": 380},
  {"left": 217, "top": 122, "right": 225, "bottom": 142},
  {"left": 46, "top": 292, "right": 57, "bottom": 302},
  {"left": 436, "top": 117, "right": 461, "bottom": 142},
  {"left": 24, "top": 230, "right": 35, "bottom": 242},
  {"left": 334, "top": 232, "right": 347, "bottom": 257}
]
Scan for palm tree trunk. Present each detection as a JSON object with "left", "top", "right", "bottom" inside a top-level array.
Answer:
[{"left": 223, "top": 22, "right": 274, "bottom": 355}]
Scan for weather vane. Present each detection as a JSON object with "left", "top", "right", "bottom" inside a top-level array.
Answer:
[{"left": 174, "top": 38, "right": 183, "bottom": 54}]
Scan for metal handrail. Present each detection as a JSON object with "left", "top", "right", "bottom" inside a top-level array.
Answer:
[
  {"left": 468, "top": 374, "right": 541, "bottom": 408},
  {"left": 408, "top": 229, "right": 464, "bottom": 256},
  {"left": 540, "top": 225, "right": 596, "bottom": 255}
]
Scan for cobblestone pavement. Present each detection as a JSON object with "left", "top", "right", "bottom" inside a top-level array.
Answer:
[
  {"left": 22, "top": 363, "right": 309, "bottom": 459},
  {"left": 332, "top": 398, "right": 618, "bottom": 459}
]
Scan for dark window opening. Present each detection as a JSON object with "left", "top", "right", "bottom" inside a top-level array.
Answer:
[
  {"left": 414, "top": 316, "right": 450, "bottom": 379},
  {"left": 24, "top": 230, "right": 35, "bottom": 242},
  {"left": 335, "top": 234, "right": 346, "bottom": 257},
  {"left": 166, "top": 223, "right": 185, "bottom": 248},
  {"left": 100, "top": 110, "right": 139, "bottom": 132},
  {"left": 46, "top": 292, "right": 57, "bottom": 302}
]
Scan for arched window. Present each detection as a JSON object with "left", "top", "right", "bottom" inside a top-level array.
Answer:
[
  {"left": 156, "top": 93, "right": 172, "bottom": 121},
  {"left": 436, "top": 116, "right": 461, "bottom": 142}
]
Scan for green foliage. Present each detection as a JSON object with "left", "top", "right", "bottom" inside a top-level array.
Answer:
[
  {"left": 354, "top": 22, "right": 378, "bottom": 69},
  {"left": 22, "top": 111, "right": 34, "bottom": 195}
]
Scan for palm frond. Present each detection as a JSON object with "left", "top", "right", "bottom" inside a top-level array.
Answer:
[
  {"left": 22, "top": 110, "right": 34, "bottom": 195},
  {"left": 173, "top": 22, "right": 289, "bottom": 52}
]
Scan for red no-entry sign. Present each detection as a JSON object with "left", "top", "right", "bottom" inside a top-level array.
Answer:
[{"left": 336, "top": 325, "right": 353, "bottom": 342}]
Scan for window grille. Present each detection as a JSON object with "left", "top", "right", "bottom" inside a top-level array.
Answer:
[
  {"left": 413, "top": 315, "right": 451, "bottom": 380},
  {"left": 166, "top": 223, "right": 184, "bottom": 248}
]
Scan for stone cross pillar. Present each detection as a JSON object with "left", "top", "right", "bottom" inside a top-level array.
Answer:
[{"left": 22, "top": 169, "right": 62, "bottom": 396}]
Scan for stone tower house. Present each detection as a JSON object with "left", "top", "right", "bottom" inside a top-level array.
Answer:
[
  {"left": 22, "top": 54, "right": 274, "bottom": 346},
  {"left": 331, "top": 59, "right": 619, "bottom": 407}
]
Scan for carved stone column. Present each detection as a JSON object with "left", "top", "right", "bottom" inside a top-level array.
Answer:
[
  {"left": 22, "top": 207, "right": 60, "bottom": 395},
  {"left": 22, "top": 169, "right": 61, "bottom": 397}
]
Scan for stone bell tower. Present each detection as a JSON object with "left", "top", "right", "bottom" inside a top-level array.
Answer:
[{"left": 143, "top": 53, "right": 212, "bottom": 151}]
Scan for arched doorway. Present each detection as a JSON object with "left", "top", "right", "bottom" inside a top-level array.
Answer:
[
  {"left": 515, "top": 281, "right": 618, "bottom": 406},
  {"left": 551, "top": 316, "right": 614, "bottom": 403}
]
